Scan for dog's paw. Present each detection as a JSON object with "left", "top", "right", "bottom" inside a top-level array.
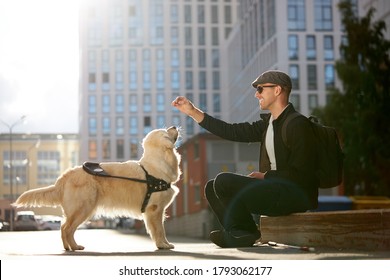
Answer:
[
  {"left": 71, "top": 245, "right": 85, "bottom": 251},
  {"left": 157, "top": 242, "right": 175, "bottom": 250}
]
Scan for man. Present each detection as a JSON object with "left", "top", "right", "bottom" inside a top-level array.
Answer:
[{"left": 172, "top": 70, "right": 319, "bottom": 248}]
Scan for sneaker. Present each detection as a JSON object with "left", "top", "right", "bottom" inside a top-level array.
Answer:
[{"left": 209, "top": 229, "right": 261, "bottom": 248}]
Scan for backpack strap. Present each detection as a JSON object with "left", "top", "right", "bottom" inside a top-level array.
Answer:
[{"left": 281, "top": 111, "right": 302, "bottom": 149}]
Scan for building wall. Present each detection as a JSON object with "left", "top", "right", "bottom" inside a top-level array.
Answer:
[{"left": 0, "top": 133, "right": 79, "bottom": 221}]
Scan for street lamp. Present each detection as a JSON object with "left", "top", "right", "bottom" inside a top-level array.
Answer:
[{"left": 0, "top": 115, "right": 26, "bottom": 231}]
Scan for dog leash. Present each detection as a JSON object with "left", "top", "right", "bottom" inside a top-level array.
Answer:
[{"left": 82, "top": 162, "right": 171, "bottom": 212}]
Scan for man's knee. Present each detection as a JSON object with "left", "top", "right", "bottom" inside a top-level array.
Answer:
[
  {"left": 204, "top": 179, "right": 214, "bottom": 200},
  {"left": 213, "top": 172, "right": 234, "bottom": 198}
]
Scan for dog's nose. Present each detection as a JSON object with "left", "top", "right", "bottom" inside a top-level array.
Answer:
[{"left": 167, "top": 126, "right": 177, "bottom": 131}]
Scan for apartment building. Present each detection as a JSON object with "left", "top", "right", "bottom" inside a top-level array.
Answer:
[
  {"left": 0, "top": 133, "right": 78, "bottom": 220},
  {"left": 78, "top": 0, "right": 239, "bottom": 163}
]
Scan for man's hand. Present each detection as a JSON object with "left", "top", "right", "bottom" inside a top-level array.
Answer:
[
  {"left": 248, "top": 172, "right": 266, "bottom": 180},
  {"left": 171, "top": 96, "right": 205, "bottom": 123}
]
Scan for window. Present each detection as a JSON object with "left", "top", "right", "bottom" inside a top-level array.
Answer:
[
  {"left": 186, "top": 116, "right": 194, "bottom": 135},
  {"left": 290, "top": 94, "right": 301, "bottom": 111},
  {"left": 115, "top": 50, "right": 124, "bottom": 90},
  {"left": 116, "top": 95, "right": 124, "bottom": 113},
  {"left": 116, "top": 139, "right": 124, "bottom": 159},
  {"left": 184, "top": 5, "right": 192, "bottom": 23},
  {"left": 306, "top": 35, "right": 316, "bottom": 60},
  {"left": 315, "top": 0, "right": 333, "bottom": 31},
  {"left": 102, "top": 139, "right": 110, "bottom": 159},
  {"left": 88, "top": 95, "right": 96, "bottom": 114},
  {"left": 116, "top": 117, "right": 124, "bottom": 135},
  {"left": 144, "top": 116, "right": 152, "bottom": 134},
  {"left": 185, "top": 27, "right": 192, "bottom": 45},
  {"left": 307, "top": 65, "right": 317, "bottom": 90},
  {"left": 171, "top": 49, "right": 180, "bottom": 67},
  {"left": 88, "top": 73, "right": 96, "bottom": 91},
  {"left": 103, "top": 117, "right": 111, "bottom": 135},
  {"left": 308, "top": 94, "right": 318, "bottom": 111},
  {"left": 170, "top": 4, "right": 178, "bottom": 23},
  {"left": 212, "top": 71, "right": 220, "bottom": 90},
  {"left": 102, "top": 95, "right": 110, "bottom": 113},
  {"left": 199, "top": 71, "right": 206, "bottom": 90},
  {"left": 197, "top": 5, "right": 205, "bottom": 23},
  {"left": 199, "top": 93, "right": 207, "bottom": 111},
  {"left": 185, "top": 49, "right": 193, "bottom": 67},
  {"left": 130, "top": 139, "right": 138, "bottom": 159},
  {"left": 129, "top": 116, "right": 138, "bottom": 135},
  {"left": 156, "top": 93, "right": 165, "bottom": 112},
  {"left": 89, "top": 117, "right": 97, "bottom": 136},
  {"left": 185, "top": 71, "right": 193, "bottom": 90},
  {"left": 129, "top": 71, "right": 137, "bottom": 90},
  {"left": 288, "top": 0, "right": 306, "bottom": 30},
  {"left": 213, "top": 93, "right": 221, "bottom": 112},
  {"left": 212, "top": 27, "right": 219, "bottom": 46},
  {"left": 128, "top": 50, "right": 137, "bottom": 89},
  {"left": 88, "top": 51, "right": 97, "bottom": 91},
  {"left": 102, "top": 50, "right": 110, "bottom": 91},
  {"left": 288, "top": 34, "right": 299, "bottom": 60},
  {"left": 2, "top": 151, "right": 27, "bottom": 186},
  {"left": 198, "top": 27, "right": 205, "bottom": 45},
  {"left": 211, "top": 5, "right": 218, "bottom": 24},
  {"left": 143, "top": 71, "right": 151, "bottom": 90},
  {"left": 325, "top": 64, "right": 335, "bottom": 89},
  {"left": 157, "top": 70, "right": 165, "bottom": 89},
  {"left": 212, "top": 49, "right": 219, "bottom": 67},
  {"left": 143, "top": 94, "right": 151, "bottom": 112},
  {"left": 198, "top": 49, "right": 206, "bottom": 68},
  {"left": 171, "top": 71, "right": 180, "bottom": 89},
  {"left": 38, "top": 151, "right": 60, "bottom": 185},
  {"left": 171, "top": 26, "right": 179, "bottom": 45},
  {"left": 224, "top": 5, "right": 232, "bottom": 24},
  {"left": 289, "top": 64, "right": 300, "bottom": 90},
  {"left": 88, "top": 140, "right": 97, "bottom": 159},
  {"left": 157, "top": 115, "right": 165, "bottom": 128},
  {"left": 324, "top": 35, "right": 334, "bottom": 60},
  {"left": 129, "top": 94, "right": 137, "bottom": 113}
]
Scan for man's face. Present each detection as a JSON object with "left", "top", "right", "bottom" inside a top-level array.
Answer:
[{"left": 254, "top": 84, "right": 278, "bottom": 110}]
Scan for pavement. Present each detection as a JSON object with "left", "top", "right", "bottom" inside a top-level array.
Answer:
[
  {"left": 1, "top": 229, "right": 389, "bottom": 280},
  {"left": 1, "top": 228, "right": 389, "bottom": 260}
]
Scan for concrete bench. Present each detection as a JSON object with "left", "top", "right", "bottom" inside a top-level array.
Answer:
[{"left": 259, "top": 209, "right": 390, "bottom": 250}]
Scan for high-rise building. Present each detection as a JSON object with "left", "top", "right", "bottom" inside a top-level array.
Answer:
[
  {"left": 224, "top": 0, "right": 353, "bottom": 124},
  {"left": 78, "top": 0, "right": 239, "bottom": 163}
]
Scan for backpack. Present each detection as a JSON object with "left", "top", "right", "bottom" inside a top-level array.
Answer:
[{"left": 282, "top": 112, "right": 344, "bottom": 189}]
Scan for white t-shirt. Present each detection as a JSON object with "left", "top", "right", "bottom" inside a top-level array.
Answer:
[{"left": 265, "top": 115, "right": 277, "bottom": 170}]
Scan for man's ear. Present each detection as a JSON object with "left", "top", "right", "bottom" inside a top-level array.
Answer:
[{"left": 275, "top": 85, "right": 282, "bottom": 96}]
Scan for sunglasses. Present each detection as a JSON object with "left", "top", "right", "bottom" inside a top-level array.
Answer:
[{"left": 256, "top": 85, "right": 278, "bottom": 93}]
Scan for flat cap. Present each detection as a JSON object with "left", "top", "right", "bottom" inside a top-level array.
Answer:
[{"left": 251, "top": 70, "right": 292, "bottom": 89}]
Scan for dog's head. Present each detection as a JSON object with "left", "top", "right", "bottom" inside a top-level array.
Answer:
[{"left": 142, "top": 126, "right": 179, "bottom": 150}]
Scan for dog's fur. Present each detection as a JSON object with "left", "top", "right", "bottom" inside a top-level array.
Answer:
[{"left": 13, "top": 127, "right": 181, "bottom": 251}]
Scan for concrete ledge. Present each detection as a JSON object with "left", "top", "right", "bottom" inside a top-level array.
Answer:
[{"left": 260, "top": 209, "right": 390, "bottom": 251}]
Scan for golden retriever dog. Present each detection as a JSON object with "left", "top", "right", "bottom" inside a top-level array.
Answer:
[{"left": 13, "top": 126, "right": 181, "bottom": 251}]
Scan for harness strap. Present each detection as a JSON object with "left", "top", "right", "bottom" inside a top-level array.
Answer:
[
  {"left": 138, "top": 165, "right": 171, "bottom": 213},
  {"left": 82, "top": 162, "right": 171, "bottom": 213}
]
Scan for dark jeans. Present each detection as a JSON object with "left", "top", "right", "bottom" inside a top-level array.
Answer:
[{"left": 204, "top": 172, "right": 311, "bottom": 233}]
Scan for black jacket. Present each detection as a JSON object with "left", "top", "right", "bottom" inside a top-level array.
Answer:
[{"left": 199, "top": 103, "right": 319, "bottom": 209}]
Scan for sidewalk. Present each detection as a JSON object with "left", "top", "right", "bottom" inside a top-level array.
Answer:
[{"left": 1, "top": 229, "right": 389, "bottom": 260}]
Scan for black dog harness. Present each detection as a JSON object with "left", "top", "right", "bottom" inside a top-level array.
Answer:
[{"left": 82, "top": 162, "right": 171, "bottom": 213}]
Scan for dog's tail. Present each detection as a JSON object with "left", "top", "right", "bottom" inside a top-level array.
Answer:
[{"left": 12, "top": 184, "right": 62, "bottom": 209}]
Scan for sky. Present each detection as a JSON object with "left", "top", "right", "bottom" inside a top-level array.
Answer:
[{"left": 0, "top": 0, "right": 79, "bottom": 134}]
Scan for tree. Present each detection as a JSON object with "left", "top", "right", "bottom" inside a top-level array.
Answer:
[{"left": 313, "top": 1, "right": 390, "bottom": 196}]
